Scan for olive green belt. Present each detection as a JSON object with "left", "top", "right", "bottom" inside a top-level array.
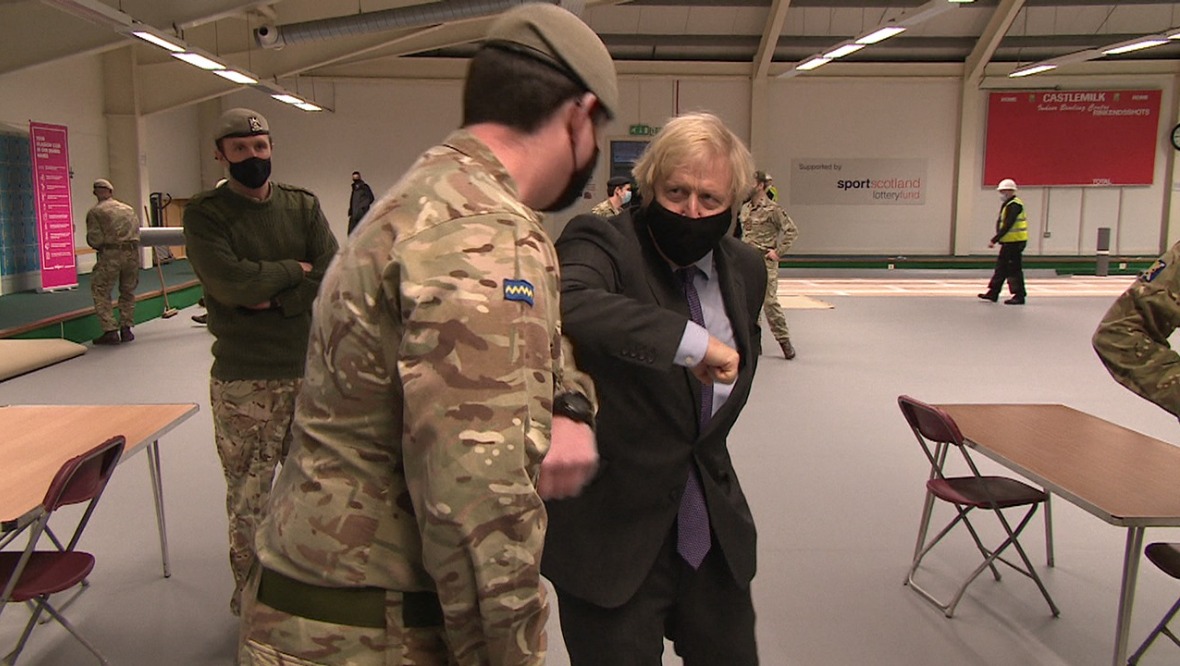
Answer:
[{"left": 256, "top": 567, "right": 443, "bottom": 629}]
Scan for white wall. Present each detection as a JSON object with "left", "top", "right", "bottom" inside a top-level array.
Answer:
[
  {"left": 144, "top": 104, "right": 202, "bottom": 202},
  {"left": 0, "top": 55, "right": 108, "bottom": 273},
  {"left": 769, "top": 77, "right": 962, "bottom": 255}
]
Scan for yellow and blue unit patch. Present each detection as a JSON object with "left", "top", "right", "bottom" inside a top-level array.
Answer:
[
  {"left": 1143, "top": 259, "right": 1167, "bottom": 283},
  {"left": 504, "top": 279, "right": 535, "bottom": 306}
]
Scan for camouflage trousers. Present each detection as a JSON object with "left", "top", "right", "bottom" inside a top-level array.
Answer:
[
  {"left": 238, "top": 568, "right": 454, "bottom": 666},
  {"left": 91, "top": 246, "right": 140, "bottom": 332},
  {"left": 210, "top": 377, "right": 300, "bottom": 616},
  {"left": 760, "top": 253, "right": 790, "bottom": 342}
]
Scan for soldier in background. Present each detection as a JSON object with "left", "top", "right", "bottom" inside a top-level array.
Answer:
[
  {"left": 738, "top": 170, "right": 798, "bottom": 359},
  {"left": 346, "top": 170, "right": 375, "bottom": 234},
  {"left": 1093, "top": 243, "right": 1180, "bottom": 417},
  {"left": 240, "top": 4, "right": 616, "bottom": 664},
  {"left": 183, "top": 107, "right": 339, "bottom": 617},
  {"left": 590, "top": 175, "right": 631, "bottom": 218},
  {"left": 85, "top": 178, "right": 141, "bottom": 345}
]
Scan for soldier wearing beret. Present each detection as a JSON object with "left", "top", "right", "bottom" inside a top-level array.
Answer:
[
  {"left": 239, "top": 4, "right": 616, "bottom": 664},
  {"left": 1094, "top": 243, "right": 1180, "bottom": 417},
  {"left": 590, "top": 176, "right": 632, "bottom": 218},
  {"left": 738, "top": 169, "right": 798, "bottom": 359},
  {"left": 182, "top": 107, "right": 339, "bottom": 617},
  {"left": 85, "top": 178, "right": 141, "bottom": 345}
]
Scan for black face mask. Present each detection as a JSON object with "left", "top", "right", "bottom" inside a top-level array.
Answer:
[
  {"left": 227, "top": 156, "right": 271, "bottom": 190},
  {"left": 543, "top": 146, "right": 599, "bottom": 213},
  {"left": 645, "top": 200, "right": 733, "bottom": 266}
]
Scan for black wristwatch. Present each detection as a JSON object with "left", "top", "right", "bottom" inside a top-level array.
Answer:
[{"left": 553, "top": 392, "right": 595, "bottom": 430}]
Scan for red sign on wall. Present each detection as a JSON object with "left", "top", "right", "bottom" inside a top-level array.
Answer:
[
  {"left": 29, "top": 122, "right": 77, "bottom": 290},
  {"left": 984, "top": 90, "right": 1161, "bottom": 187}
]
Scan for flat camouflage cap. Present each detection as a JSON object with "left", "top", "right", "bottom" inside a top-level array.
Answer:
[
  {"left": 216, "top": 108, "right": 270, "bottom": 141},
  {"left": 92, "top": 178, "right": 113, "bottom": 191},
  {"left": 486, "top": 3, "right": 618, "bottom": 118}
]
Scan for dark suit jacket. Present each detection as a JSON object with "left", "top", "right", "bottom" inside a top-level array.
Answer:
[{"left": 542, "top": 208, "right": 766, "bottom": 608}]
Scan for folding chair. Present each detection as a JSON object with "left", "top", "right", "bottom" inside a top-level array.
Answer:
[
  {"left": 1128, "top": 543, "right": 1180, "bottom": 664},
  {"left": 0, "top": 436, "right": 125, "bottom": 665},
  {"left": 898, "top": 395, "right": 1059, "bottom": 618}
]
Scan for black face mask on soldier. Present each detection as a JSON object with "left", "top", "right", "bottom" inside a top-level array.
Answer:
[
  {"left": 227, "top": 156, "right": 271, "bottom": 190},
  {"left": 543, "top": 146, "right": 599, "bottom": 213},
  {"left": 645, "top": 200, "right": 733, "bottom": 266}
]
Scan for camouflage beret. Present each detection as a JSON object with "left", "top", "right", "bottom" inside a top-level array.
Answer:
[
  {"left": 216, "top": 107, "right": 270, "bottom": 141},
  {"left": 92, "top": 178, "right": 113, "bottom": 191},
  {"left": 486, "top": 3, "right": 618, "bottom": 119}
]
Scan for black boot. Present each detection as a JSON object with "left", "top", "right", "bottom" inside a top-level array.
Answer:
[
  {"left": 977, "top": 293, "right": 998, "bottom": 302},
  {"left": 93, "top": 330, "right": 121, "bottom": 345},
  {"left": 120, "top": 326, "right": 135, "bottom": 342},
  {"left": 779, "top": 339, "right": 796, "bottom": 360}
]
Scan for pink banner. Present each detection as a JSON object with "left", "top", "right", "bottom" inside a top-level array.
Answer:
[{"left": 29, "top": 122, "right": 77, "bottom": 291}]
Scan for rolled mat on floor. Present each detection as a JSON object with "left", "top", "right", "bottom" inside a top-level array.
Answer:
[
  {"left": 0, "top": 339, "right": 87, "bottom": 382},
  {"left": 779, "top": 295, "right": 834, "bottom": 309}
]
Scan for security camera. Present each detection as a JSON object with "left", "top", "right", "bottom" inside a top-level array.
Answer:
[{"left": 255, "top": 24, "right": 284, "bottom": 50}]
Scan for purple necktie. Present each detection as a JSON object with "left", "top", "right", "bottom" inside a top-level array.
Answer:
[{"left": 676, "top": 266, "right": 712, "bottom": 569}]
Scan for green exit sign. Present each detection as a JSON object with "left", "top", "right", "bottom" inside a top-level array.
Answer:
[{"left": 629, "top": 124, "right": 659, "bottom": 136}]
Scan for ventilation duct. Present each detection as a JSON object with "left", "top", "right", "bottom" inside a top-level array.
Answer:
[{"left": 255, "top": 0, "right": 566, "bottom": 50}]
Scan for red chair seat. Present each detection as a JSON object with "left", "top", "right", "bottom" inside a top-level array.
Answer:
[
  {"left": 0, "top": 552, "right": 95, "bottom": 603},
  {"left": 929, "top": 476, "right": 1048, "bottom": 509}
]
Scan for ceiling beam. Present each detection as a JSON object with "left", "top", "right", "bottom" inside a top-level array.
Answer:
[
  {"left": 752, "top": 0, "right": 790, "bottom": 79},
  {"left": 964, "top": 0, "right": 1025, "bottom": 83}
]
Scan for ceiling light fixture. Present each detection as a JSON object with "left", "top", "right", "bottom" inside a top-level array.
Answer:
[
  {"left": 1102, "top": 38, "right": 1169, "bottom": 56},
  {"left": 214, "top": 70, "right": 259, "bottom": 85},
  {"left": 171, "top": 52, "right": 226, "bottom": 71},
  {"left": 131, "top": 30, "right": 184, "bottom": 52},
  {"left": 781, "top": 0, "right": 974, "bottom": 79},
  {"left": 1009, "top": 31, "right": 1178, "bottom": 78},
  {"left": 825, "top": 43, "right": 866, "bottom": 59},
  {"left": 796, "top": 57, "right": 831, "bottom": 72},
  {"left": 857, "top": 26, "right": 907, "bottom": 46},
  {"left": 1009, "top": 64, "right": 1057, "bottom": 78}
]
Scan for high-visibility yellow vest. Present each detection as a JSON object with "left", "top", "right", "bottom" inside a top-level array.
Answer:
[{"left": 997, "top": 196, "right": 1028, "bottom": 243}]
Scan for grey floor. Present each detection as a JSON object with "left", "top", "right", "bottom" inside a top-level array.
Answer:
[{"left": 3, "top": 288, "right": 1180, "bottom": 665}]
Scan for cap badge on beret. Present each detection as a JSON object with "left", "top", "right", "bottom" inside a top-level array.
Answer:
[{"left": 247, "top": 116, "right": 264, "bottom": 133}]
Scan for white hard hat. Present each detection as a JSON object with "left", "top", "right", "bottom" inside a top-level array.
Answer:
[{"left": 996, "top": 178, "right": 1018, "bottom": 192}]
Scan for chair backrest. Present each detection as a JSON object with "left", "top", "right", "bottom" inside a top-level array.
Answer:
[
  {"left": 43, "top": 436, "right": 125, "bottom": 512},
  {"left": 898, "top": 395, "right": 965, "bottom": 447}
]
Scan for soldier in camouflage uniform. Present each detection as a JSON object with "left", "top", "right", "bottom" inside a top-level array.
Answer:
[
  {"left": 738, "top": 170, "right": 798, "bottom": 359},
  {"left": 183, "top": 108, "right": 339, "bottom": 617},
  {"left": 85, "top": 178, "right": 140, "bottom": 345},
  {"left": 590, "top": 176, "right": 631, "bottom": 218},
  {"left": 239, "top": 4, "right": 617, "bottom": 665},
  {"left": 1093, "top": 243, "right": 1180, "bottom": 417}
]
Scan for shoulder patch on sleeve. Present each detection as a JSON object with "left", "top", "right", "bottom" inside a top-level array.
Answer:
[
  {"left": 504, "top": 279, "right": 535, "bottom": 306},
  {"left": 1143, "top": 259, "right": 1167, "bottom": 283}
]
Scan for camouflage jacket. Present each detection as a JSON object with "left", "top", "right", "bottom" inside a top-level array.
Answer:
[
  {"left": 589, "top": 199, "right": 620, "bottom": 218},
  {"left": 1093, "top": 243, "right": 1180, "bottom": 418},
  {"left": 256, "top": 129, "right": 593, "bottom": 665},
  {"left": 85, "top": 198, "right": 139, "bottom": 249},
  {"left": 738, "top": 196, "right": 797, "bottom": 256}
]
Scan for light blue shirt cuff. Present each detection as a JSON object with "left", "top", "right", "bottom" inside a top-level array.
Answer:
[{"left": 675, "top": 321, "right": 709, "bottom": 367}]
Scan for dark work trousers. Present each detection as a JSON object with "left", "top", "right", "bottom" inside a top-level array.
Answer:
[
  {"left": 554, "top": 526, "right": 758, "bottom": 666},
  {"left": 985, "top": 240, "right": 1027, "bottom": 298}
]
